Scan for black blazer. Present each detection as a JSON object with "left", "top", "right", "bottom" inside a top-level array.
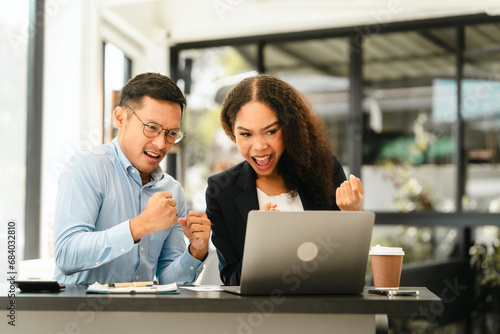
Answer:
[{"left": 206, "top": 157, "right": 347, "bottom": 285}]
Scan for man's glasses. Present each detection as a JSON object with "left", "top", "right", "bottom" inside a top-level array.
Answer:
[{"left": 124, "top": 106, "right": 185, "bottom": 144}]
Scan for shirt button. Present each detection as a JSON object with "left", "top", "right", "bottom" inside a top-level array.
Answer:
[
  {"left": 131, "top": 170, "right": 136, "bottom": 173},
  {"left": 190, "top": 266, "right": 194, "bottom": 271},
  {"left": 120, "top": 248, "right": 125, "bottom": 253},
  {"left": 141, "top": 247, "right": 144, "bottom": 252},
  {"left": 136, "top": 275, "right": 139, "bottom": 280},
  {"left": 96, "top": 262, "right": 100, "bottom": 265}
]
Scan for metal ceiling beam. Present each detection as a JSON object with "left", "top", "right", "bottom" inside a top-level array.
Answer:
[
  {"left": 263, "top": 63, "right": 346, "bottom": 75},
  {"left": 269, "top": 43, "right": 344, "bottom": 76},
  {"left": 364, "top": 52, "right": 452, "bottom": 65},
  {"left": 417, "top": 30, "right": 456, "bottom": 54},
  {"left": 462, "top": 25, "right": 500, "bottom": 75},
  {"left": 365, "top": 76, "right": 443, "bottom": 89},
  {"left": 171, "top": 14, "right": 500, "bottom": 50},
  {"left": 465, "top": 44, "right": 500, "bottom": 57},
  {"left": 418, "top": 26, "right": 500, "bottom": 75},
  {"left": 233, "top": 45, "right": 259, "bottom": 69}
]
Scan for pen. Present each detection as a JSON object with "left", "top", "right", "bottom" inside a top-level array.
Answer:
[{"left": 105, "top": 281, "right": 154, "bottom": 288}]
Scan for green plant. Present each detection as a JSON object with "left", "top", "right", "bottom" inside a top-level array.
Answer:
[
  {"left": 381, "top": 113, "right": 436, "bottom": 212},
  {"left": 469, "top": 235, "right": 500, "bottom": 333}
]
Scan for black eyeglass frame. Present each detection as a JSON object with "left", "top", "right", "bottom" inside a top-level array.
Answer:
[{"left": 124, "top": 105, "right": 185, "bottom": 144}]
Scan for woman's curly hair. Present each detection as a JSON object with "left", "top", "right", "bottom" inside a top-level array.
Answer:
[{"left": 221, "top": 74, "right": 336, "bottom": 209}]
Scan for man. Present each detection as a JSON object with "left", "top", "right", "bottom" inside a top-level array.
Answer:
[{"left": 54, "top": 72, "right": 210, "bottom": 285}]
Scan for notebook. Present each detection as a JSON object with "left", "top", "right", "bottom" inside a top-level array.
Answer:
[{"left": 221, "top": 210, "right": 375, "bottom": 295}]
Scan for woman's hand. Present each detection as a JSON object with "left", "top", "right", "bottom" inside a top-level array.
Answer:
[
  {"left": 260, "top": 201, "right": 279, "bottom": 211},
  {"left": 336, "top": 174, "right": 364, "bottom": 211}
]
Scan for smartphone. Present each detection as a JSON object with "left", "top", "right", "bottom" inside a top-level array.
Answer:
[
  {"left": 15, "top": 280, "right": 65, "bottom": 292},
  {"left": 368, "top": 289, "right": 418, "bottom": 296}
]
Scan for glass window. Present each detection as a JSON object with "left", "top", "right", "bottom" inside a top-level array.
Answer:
[
  {"left": 103, "top": 42, "right": 132, "bottom": 143},
  {"left": 463, "top": 23, "right": 500, "bottom": 213},
  {"left": 362, "top": 28, "right": 457, "bottom": 213},
  {"left": 173, "top": 19, "right": 500, "bottom": 270},
  {"left": 362, "top": 28, "right": 460, "bottom": 264},
  {"left": 265, "top": 38, "right": 351, "bottom": 167},
  {"left": 0, "top": 1, "right": 28, "bottom": 266},
  {"left": 179, "top": 46, "right": 256, "bottom": 211}
]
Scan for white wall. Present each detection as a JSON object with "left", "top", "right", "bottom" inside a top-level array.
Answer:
[
  {"left": 41, "top": 0, "right": 96, "bottom": 258},
  {"left": 0, "top": 0, "right": 29, "bottom": 282}
]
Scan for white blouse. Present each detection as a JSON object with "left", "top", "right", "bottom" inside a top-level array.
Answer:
[{"left": 256, "top": 188, "right": 304, "bottom": 212}]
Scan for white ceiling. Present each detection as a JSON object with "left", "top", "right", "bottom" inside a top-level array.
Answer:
[{"left": 101, "top": 0, "right": 500, "bottom": 44}]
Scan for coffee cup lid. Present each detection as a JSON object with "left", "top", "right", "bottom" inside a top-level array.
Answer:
[{"left": 369, "top": 244, "right": 405, "bottom": 255}]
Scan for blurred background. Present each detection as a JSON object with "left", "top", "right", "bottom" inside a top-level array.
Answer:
[{"left": 1, "top": 1, "right": 500, "bottom": 332}]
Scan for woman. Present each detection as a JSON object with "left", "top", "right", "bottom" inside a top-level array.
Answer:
[{"left": 206, "top": 74, "right": 364, "bottom": 285}]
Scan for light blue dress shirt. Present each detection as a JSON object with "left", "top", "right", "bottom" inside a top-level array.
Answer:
[{"left": 53, "top": 138, "right": 204, "bottom": 285}]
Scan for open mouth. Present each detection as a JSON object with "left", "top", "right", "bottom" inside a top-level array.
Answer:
[
  {"left": 144, "top": 151, "right": 162, "bottom": 161},
  {"left": 252, "top": 154, "right": 273, "bottom": 170}
]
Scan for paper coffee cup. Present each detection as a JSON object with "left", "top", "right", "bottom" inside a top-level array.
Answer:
[{"left": 369, "top": 245, "right": 404, "bottom": 290}]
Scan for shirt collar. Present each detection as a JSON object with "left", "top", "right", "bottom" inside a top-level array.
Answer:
[
  {"left": 150, "top": 165, "right": 164, "bottom": 182},
  {"left": 112, "top": 138, "right": 164, "bottom": 184}
]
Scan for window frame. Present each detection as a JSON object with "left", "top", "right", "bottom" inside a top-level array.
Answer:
[{"left": 169, "top": 13, "right": 500, "bottom": 260}]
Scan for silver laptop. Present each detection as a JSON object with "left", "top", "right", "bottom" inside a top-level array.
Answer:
[{"left": 222, "top": 210, "right": 375, "bottom": 295}]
